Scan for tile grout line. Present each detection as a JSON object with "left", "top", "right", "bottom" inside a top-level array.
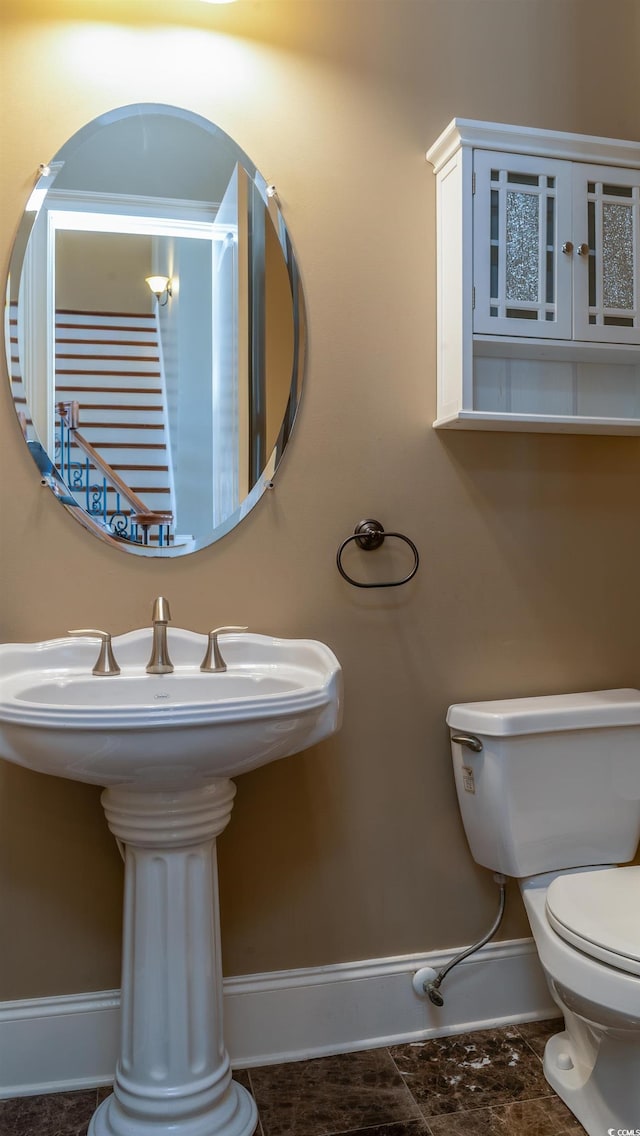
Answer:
[
  {"left": 316, "top": 1118, "right": 430, "bottom": 1136},
  {"left": 419, "top": 1089, "right": 569, "bottom": 1122},
  {"left": 246, "top": 1048, "right": 425, "bottom": 1136},
  {"left": 512, "top": 1022, "right": 560, "bottom": 1066},
  {"left": 245, "top": 1069, "right": 266, "bottom": 1136},
  {"left": 517, "top": 1038, "right": 546, "bottom": 1064},
  {"left": 381, "top": 1044, "right": 434, "bottom": 1127}
]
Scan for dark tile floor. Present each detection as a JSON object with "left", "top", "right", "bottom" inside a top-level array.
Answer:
[{"left": 0, "top": 1019, "right": 586, "bottom": 1136}]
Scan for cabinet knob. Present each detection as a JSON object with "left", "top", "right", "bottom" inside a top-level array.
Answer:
[
  {"left": 577, "top": 242, "right": 590, "bottom": 256},
  {"left": 562, "top": 241, "right": 574, "bottom": 254}
]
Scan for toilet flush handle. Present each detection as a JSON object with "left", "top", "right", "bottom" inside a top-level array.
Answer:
[{"left": 451, "top": 733, "right": 483, "bottom": 752}]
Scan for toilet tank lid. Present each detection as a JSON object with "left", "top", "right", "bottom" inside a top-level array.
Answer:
[{"left": 447, "top": 688, "right": 640, "bottom": 736}]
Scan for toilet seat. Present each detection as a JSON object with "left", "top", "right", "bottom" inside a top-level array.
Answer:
[{"left": 545, "top": 865, "right": 640, "bottom": 977}]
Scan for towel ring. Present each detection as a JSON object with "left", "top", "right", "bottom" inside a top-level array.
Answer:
[{"left": 336, "top": 519, "right": 419, "bottom": 588}]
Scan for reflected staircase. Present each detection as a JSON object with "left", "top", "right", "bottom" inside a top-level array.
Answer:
[
  {"left": 7, "top": 302, "right": 183, "bottom": 547},
  {"left": 54, "top": 308, "right": 175, "bottom": 546}
]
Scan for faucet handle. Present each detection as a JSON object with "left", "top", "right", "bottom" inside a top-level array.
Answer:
[
  {"left": 200, "top": 626, "right": 248, "bottom": 673},
  {"left": 68, "top": 629, "right": 121, "bottom": 676}
]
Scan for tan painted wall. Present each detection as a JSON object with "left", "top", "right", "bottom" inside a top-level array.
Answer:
[{"left": 2, "top": 0, "right": 640, "bottom": 1000}]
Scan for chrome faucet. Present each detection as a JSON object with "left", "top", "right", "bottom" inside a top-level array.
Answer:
[{"left": 146, "top": 596, "right": 173, "bottom": 674}]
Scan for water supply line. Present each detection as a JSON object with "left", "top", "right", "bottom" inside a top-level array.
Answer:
[{"left": 414, "top": 872, "right": 507, "bottom": 1007}]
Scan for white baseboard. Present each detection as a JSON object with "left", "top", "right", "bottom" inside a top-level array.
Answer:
[{"left": 0, "top": 936, "right": 557, "bottom": 1098}]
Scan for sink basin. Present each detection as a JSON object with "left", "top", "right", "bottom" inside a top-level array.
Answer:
[
  {"left": 18, "top": 672, "right": 300, "bottom": 706},
  {"left": 0, "top": 628, "right": 342, "bottom": 789}
]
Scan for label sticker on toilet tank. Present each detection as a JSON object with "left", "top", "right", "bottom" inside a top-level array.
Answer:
[{"left": 462, "top": 765, "right": 475, "bottom": 793}]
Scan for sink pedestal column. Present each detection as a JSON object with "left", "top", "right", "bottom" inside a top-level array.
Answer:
[{"left": 88, "top": 780, "right": 257, "bottom": 1136}]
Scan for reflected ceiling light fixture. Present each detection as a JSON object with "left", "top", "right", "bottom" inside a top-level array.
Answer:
[{"left": 145, "top": 275, "right": 173, "bottom": 306}]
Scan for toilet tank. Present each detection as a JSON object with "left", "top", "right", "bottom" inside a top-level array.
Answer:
[{"left": 448, "top": 689, "right": 640, "bottom": 878}]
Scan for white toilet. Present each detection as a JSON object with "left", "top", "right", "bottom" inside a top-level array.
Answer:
[{"left": 447, "top": 688, "right": 640, "bottom": 1136}]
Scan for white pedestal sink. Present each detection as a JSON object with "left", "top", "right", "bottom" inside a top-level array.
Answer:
[{"left": 0, "top": 628, "right": 342, "bottom": 1136}]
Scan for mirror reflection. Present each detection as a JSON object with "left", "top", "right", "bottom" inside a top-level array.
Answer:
[{"left": 5, "top": 104, "right": 305, "bottom": 555}]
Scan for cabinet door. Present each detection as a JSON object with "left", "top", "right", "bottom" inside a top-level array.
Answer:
[
  {"left": 473, "top": 150, "right": 573, "bottom": 339},
  {"left": 572, "top": 165, "right": 640, "bottom": 344}
]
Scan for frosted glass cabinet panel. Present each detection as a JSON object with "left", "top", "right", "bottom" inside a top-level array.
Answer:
[
  {"left": 473, "top": 152, "right": 573, "bottom": 339},
  {"left": 572, "top": 168, "right": 640, "bottom": 344},
  {"left": 427, "top": 119, "right": 640, "bottom": 433}
]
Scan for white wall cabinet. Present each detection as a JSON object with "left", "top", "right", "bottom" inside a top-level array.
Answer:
[{"left": 427, "top": 120, "right": 640, "bottom": 433}]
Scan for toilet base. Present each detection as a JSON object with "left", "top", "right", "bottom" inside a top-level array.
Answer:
[
  {"left": 543, "top": 1015, "right": 640, "bottom": 1135},
  {"left": 520, "top": 872, "right": 640, "bottom": 1136}
]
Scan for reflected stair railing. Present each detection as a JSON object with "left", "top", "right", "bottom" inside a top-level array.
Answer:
[{"left": 56, "top": 401, "right": 174, "bottom": 547}]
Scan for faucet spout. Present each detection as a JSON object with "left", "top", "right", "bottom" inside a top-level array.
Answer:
[
  {"left": 146, "top": 596, "right": 174, "bottom": 674},
  {"left": 152, "top": 596, "right": 171, "bottom": 624}
]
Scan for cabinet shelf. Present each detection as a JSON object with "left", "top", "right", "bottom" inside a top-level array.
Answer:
[
  {"left": 434, "top": 409, "right": 640, "bottom": 435},
  {"left": 473, "top": 335, "right": 640, "bottom": 365}
]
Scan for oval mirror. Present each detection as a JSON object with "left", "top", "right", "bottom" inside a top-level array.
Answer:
[{"left": 4, "top": 104, "right": 305, "bottom": 556}]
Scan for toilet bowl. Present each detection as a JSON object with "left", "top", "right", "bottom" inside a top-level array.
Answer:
[
  {"left": 447, "top": 689, "right": 640, "bottom": 1136},
  {"left": 521, "top": 867, "right": 640, "bottom": 1133}
]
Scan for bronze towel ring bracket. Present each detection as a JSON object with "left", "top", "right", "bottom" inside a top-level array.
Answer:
[{"left": 336, "top": 519, "right": 419, "bottom": 588}]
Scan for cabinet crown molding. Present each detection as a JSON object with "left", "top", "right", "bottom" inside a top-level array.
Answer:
[{"left": 427, "top": 118, "right": 640, "bottom": 175}]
